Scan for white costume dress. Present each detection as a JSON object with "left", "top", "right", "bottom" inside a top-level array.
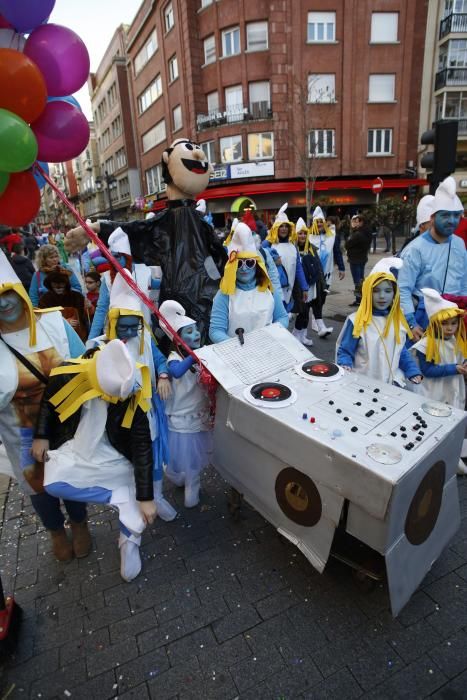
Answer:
[
  {"left": 227, "top": 288, "right": 274, "bottom": 337},
  {"left": 310, "top": 229, "right": 335, "bottom": 288},
  {"left": 271, "top": 242, "right": 297, "bottom": 305},
  {"left": 410, "top": 336, "right": 466, "bottom": 410}
]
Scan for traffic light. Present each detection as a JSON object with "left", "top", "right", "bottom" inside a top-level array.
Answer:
[{"left": 420, "top": 120, "right": 458, "bottom": 194}]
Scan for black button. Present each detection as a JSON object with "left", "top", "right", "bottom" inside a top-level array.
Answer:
[
  {"left": 329, "top": 400, "right": 334, "bottom": 405},
  {"left": 401, "top": 433, "right": 407, "bottom": 438},
  {"left": 390, "top": 432, "right": 397, "bottom": 437},
  {"left": 413, "top": 412, "right": 418, "bottom": 416},
  {"left": 336, "top": 409, "right": 342, "bottom": 414},
  {"left": 413, "top": 424, "right": 420, "bottom": 430},
  {"left": 416, "top": 436, "right": 422, "bottom": 442},
  {"left": 400, "top": 426, "right": 406, "bottom": 431},
  {"left": 355, "top": 402, "right": 361, "bottom": 406},
  {"left": 374, "top": 388, "right": 380, "bottom": 393},
  {"left": 404, "top": 445, "right": 411, "bottom": 450},
  {"left": 343, "top": 417, "right": 349, "bottom": 421},
  {"left": 372, "top": 398, "right": 378, "bottom": 403},
  {"left": 351, "top": 426, "right": 358, "bottom": 432},
  {"left": 359, "top": 389, "right": 364, "bottom": 393},
  {"left": 365, "top": 410, "right": 374, "bottom": 417},
  {"left": 381, "top": 406, "right": 387, "bottom": 411},
  {"left": 419, "top": 431, "right": 424, "bottom": 436}
]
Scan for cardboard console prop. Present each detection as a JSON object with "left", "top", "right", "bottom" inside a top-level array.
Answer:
[{"left": 196, "top": 323, "right": 467, "bottom": 615}]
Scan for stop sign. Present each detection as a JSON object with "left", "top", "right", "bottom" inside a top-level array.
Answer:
[{"left": 372, "top": 177, "right": 384, "bottom": 194}]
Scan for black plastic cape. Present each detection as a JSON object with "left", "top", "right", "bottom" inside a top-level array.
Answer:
[{"left": 100, "top": 200, "right": 227, "bottom": 342}]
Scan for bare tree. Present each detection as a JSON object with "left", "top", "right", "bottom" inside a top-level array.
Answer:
[{"left": 284, "top": 76, "right": 336, "bottom": 226}]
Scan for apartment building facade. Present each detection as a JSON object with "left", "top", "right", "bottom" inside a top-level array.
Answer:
[{"left": 123, "top": 0, "right": 427, "bottom": 221}]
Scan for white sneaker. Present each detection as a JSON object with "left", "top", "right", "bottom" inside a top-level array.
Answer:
[
  {"left": 292, "top": 328, "right": 303, "bottom": 340},
  {"left": 311, "top": 318, "right": 319, "bottom": 333},
  {"left": 154, "top": 480, "right": 177, "bottom": 522},
  {"left": 316, "top": 319, "right": 333, "bottom": 338},
  {"left": 457, "top": 459, "right": 467, "bottom": 476},
  {"left": 302, "top": 330, "right": 314, "bottom": 346},
  {"left": 119, "top": 533, "right": 142, "bottom": 582}
]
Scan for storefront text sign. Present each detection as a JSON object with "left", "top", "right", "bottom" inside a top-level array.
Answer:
[{"left": 230, "top": 161, "right": 275, "bottom": 179}]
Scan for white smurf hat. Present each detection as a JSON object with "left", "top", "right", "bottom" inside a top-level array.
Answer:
[
  {"left": 416, "top": 195, "right": 435, "bottom": 227},
  {"left": 159, "top": 300, "right": 196, "bottom": 339},
  {"left": 96, "top": 339, "right": 136, "bottom": 400},
  {"left": 420, "top": 287, "right": 459, "bottom": 320},
  {"left": 108, "top": 226, "right": 131, "bottom": 256},
  {"left": 274, "top": 202, "right": 290, "bottom": 223},
  {"left": 109, "top": 270, "right": 142, "bottom": 314},
  {"left": 368, "top": 256, "right": 403, "bottom": 278},
  {"left": 196, "top": 199, "right": 207, "bottom": 214},
  {"left": 432, "top": 176, "right": 463, "bottom": 214},
  {"left": 145, "top": 212, "right": 155, "bottom": 220},
  {"left": 227, "top": 222, "right": 257, "bottom": 256},
  {"left": 312, "top": 206, "right": 325, "bottom": 221},
  {"left": 296, "top": 217, "right": 308, "bottom": 233}
]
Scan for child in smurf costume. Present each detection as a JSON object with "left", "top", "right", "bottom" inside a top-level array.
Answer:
[
  {"left": 159, "top": 300, "right": 212, "bottom": 508},
  {"left": 409, "top": 287, "right": 467, "bottom": 473},
  {"left": 89, "top": 269, "right": 176, "bottom": 522},
  {"left": 336, "top": 257, "right": 423, "bottom": 387}
]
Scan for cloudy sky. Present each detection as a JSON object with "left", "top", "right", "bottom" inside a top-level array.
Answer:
[{"left": 50, "top": 0, "right": 143, "bottom": 117}]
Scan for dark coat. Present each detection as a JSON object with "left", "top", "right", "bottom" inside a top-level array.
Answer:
[
  {"left": 11, "top": 254, "right": 35, "bottom": 290},
  {"left": 34, "top": 364, "right": 154, "bottom": 502},
  {"left": 345, "top": 226, "right": 372, "bottom": 264}
]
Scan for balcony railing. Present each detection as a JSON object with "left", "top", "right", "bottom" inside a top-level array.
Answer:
[
  {"left": 196, "top": 102, "right": 272, "bottom": 131},
  {"left": 459, "top": 118, "right": 467, "bottom": 135},
  {"left": 435, "top": 67, "right": 467, "bottom": 89},
  {"left": 440, "top": 13, "right": 467, "bottom": 39}
]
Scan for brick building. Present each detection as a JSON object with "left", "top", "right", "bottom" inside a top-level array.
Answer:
[{"left": 125, "top": 0, "right": 427, "bottom": 222}]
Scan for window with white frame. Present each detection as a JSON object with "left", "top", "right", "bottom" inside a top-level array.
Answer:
[
  {"left": 173, "top": 105, "right": 182, "bottom": 131},
  {"left": 201, "top": 140, "right": 216, "bottom": 164},
  {"left": 248, "top": 132, "right": 273, "bottom": 159},
  {"left": 164, "top": 2, "right": 174, "bottom": 32},
  {"left": 111, "top": 115, "right": 122, "bottom": 139},
  {"left": 115, "top": 147, "right": 126, "bottom": 170},
  {"left": 145, "top": 164, "right": 165, "bottom": 194},
  {"left": 220, "top": 135, "right": 242, "bottom": 162},
  {"left": 439, "top": 39, "right": 467, "bottom": 69},
  {"left": 370, "top": 13, "right": 398, "bottom": 43},
  {"left": 204, "top": 35, "right": 216, "bottom": 64},
  {"left": 368, "top": 74, "right": 395, "bottom": 103},
  {"left": 138, "top": 74, "right": 163, "bottom": 114},
  {"left": 119, "top": 176, "right": 130, "bottom": 199},
  {"left": 225, "top": 84, "right": 243, "bottom": 122},
  {"left": 142, "top": 119, "right": 166, "bottom": 152},
  {"left": 134, "top": 30, "right": 158, "bottom": 74},
  {"left": 308, "top": 74, "right": 335, "bottom": 103},
  {"left": 307, "top": 12, "right": 336, "bottom": 42},
  {"left": 105, "top": 156, "right": 114, "bottom": 174},
  {"left": 367, "top": 128, "right": 393, "bottom": 155},
  {"left": 249, "top": 81, "right": 271, "bottom": 117},
  {"left": 222, "top": 26, "right": 240, "bottom": 57},
  {"left": 207, "top": 90, "right": 219, "bottom": 114},
  {"left": 246, "top": 21, "right": 268, "bottom": 51},
  {"left": 309, "top": 129, "right": 335, "bottom": 157},
  {"left": 201, "top": 0, "right": 213, "bottom": 6},
  {"left": 168, "top": 54, "right": 179, "bottom": 81}
]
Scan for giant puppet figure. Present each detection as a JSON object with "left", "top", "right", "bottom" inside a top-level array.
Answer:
[{"left": 66, "top": 139, "right": 228, "bottom": 342}]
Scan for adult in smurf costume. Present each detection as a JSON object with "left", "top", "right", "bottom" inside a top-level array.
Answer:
[
  {"left": 399, "top": 177, "right": 467, "bottom": 340},
  {"left": 32, "top": 339, "right": 156, "bottom": 582},
  {"left": 91, "top": 268, "right": 175, "bottom": 521},
  {"left": 209, "top": 222, "right": 288, "bottom": 343}
]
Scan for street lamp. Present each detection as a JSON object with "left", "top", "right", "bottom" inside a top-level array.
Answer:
[{"left": 96, "top": 170, "right": 118, "bottom": 219}]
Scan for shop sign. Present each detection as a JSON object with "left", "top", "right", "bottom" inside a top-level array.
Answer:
[
  {"left": 210, "top": 165, "right": 230, "bottom": 181},
  {"left": 230, "top": 161, "right": 275, "bottom": 179}
]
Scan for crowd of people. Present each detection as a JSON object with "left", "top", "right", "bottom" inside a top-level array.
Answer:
[{"left": 0, "top": 137, "right": 465, "bottom": 585}]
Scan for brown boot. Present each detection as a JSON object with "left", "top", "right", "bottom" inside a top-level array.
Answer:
[
  {"left": 70, "top": 520, "right": 92, "bottom": 558},
  {"left": 50, "top": 527, "right": 73, "bottom": 562}
]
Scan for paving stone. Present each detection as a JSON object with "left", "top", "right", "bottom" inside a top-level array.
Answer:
[
  {"left": 183, "top": 596, "right": 229, "bottom": 634},
  {"left": 197, "top": 634, "right": 251, "bottom": 673},
  {"left": 118, "top": 683, "right": 151, "bottom": 700},
  {"left": 364, "top": 655, "right": 447, "bottom": 699},
  {"left": 178, "top": 669, "right": 238, "bottom": 700},
  {"left": 166, "top": 626, "right": 217, "bottom": 666},
  {"left": 147, "top": 655, "right": 202, "bottom": 700},
  {"left": 58, "top": 591, "right": 106, "bottom": 624},
  {"left": 265, "top": 655, "right": 323, "bottom": 698},
  {"left": 60, "top": 627, "right": 110, "bottom": 666},
  {"left": 84, "top": 597, "right": 131, "bottom": 632},
  {"left": 156, "top": 589, "right": 201, "bottom": 624},
  {"left": 212, "top": 603, "right": 261, "bottom": 643},
  {"left": 255, "top": 587, "right": 300, "bottom": 620},
  {"left": 427, "top": 597, "right": 467, "bottom": 637},
  {"left": 301, "top": 667, "right": 363, "bottom": 699},
  {"left": 423, "top": 571, "right": 467, "bottom": 606},
  {"left": 138, "top": 616, "right": 187, "bottom": 655},
  {"left": 347, "top": 639, "right": 404, "bottom": 691},
  {"left": 34, "top": 615, "right": 86, "bottom": 652},
  {"left": 387, "top": 618, "right": 442, "bottom": 663},
  {"left": 63, "top": 669, "right": 117, "bottom": 700},
  {"left": 86, "top": 636, "right": 138, "bottom": 677},
  {"left": 80, "top": 569, "right": 124, "bottom": 596},
  {"left": 116, "top": 647, "right": 169, "bottom": 693},
  {"left": 428, "top": 628, "right": 467, "bottom": 679},
  {"left": 229, "top": 647, "right": 285, "bottom": 693},
  {"left": 5, "top": 648, "right": 59, "bottom": 692},
  {"left": 431, "top": 669, "right": 467, "bottom": 699},
  {"left": 30, "top": 658, "right": 87, "bottom": 699}
]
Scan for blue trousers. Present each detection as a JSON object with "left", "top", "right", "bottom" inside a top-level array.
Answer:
[
  {"left": 30, "top": 491, "right": 87, "bottom": 531},
  {"left": 349, "top": 262, "right": 366, "bottom": 300}
]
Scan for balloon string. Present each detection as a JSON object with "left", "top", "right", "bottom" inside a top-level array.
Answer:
[{"left": 34, "top": 162, "right": 209, "bottom": 371}]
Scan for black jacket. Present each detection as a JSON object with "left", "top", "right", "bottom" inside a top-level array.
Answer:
[
  {"left": 34, "top": 365, "right": 154, "bottom": 501},
  {"left": 345, "top": 226, "right": 372, "bottom": 264},
  {"left": 11, "top": 255, "right": 35, "bottom": 290}
]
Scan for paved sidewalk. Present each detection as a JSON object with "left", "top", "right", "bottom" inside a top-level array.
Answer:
[{"left": 2, "top": 242, "right": 467, "bottom": 699}]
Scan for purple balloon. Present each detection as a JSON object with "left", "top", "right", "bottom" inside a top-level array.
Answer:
[
  {"left": 0, "top": 0, "right": 55, "bottom": 34},
  {"left": 32, "top": 101, "right": 90, "bottom": 163},
  {"left": 25, "top": 23, "right": 90, "bottom": 97}
]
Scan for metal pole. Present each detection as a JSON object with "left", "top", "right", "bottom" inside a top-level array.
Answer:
[{"left": 105, "top": 171, "right": 114, "bottom": 220}]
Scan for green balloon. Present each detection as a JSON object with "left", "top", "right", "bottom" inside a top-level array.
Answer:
[
  {"left": 0, "top": 172, "right": 8, "bottom": 196},
  {"left": 0, "top": 108, "right": 38, "bottom": 173}
]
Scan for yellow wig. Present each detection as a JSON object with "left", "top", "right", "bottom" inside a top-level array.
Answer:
[
  {"left": 266, "top": 219, "right": 297, "bottom": 245},
  {"left": 0, "top": 282, "right": 38, "bottom": 346},
  {"left": 309, "top": 218, "right": 333, "bottom": 237},
  {"left": 424, "top": 307, "right": 467, "bottom": 364},
  {"left": 352, "top": 272, "right": 412, "bottom": 343}
]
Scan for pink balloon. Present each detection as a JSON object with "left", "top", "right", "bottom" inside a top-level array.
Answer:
[
  {"left": 32, "top": 101, "right": 89, "bottom": 162},
  {"left": 0, "top": 13, "right": 12, "bottom": 29},
  {"left": 25, "top": 23, "right": 90, "bottom": 96}
]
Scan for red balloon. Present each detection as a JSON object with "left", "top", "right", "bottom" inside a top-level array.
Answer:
[
  {"left": 0, "top": 14, "right": 12, "bottom": 29},
  {"left": 0, "top": 48, "right": 47, "bottom": 123},
  {"left": 0, "top": 170, "right": 40, "bottom": 226}
]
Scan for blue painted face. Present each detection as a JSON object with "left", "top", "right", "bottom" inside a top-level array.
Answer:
[
  {"left": 434, "top": 210, "right": 462, "bottom": 238},
  {"left": 236, "top": 259, "right": 257, "bottom": 285},
  {"left": 372, "top": 280, "right": 394, "bottom": 311},
  {"left": 111, "top": 253, "right": 127, "bottom": 267},
  {"left": 179, "top": 323, "right": 201, "bottom": 349},
  {"left": 116, "top": 315, "right": 142, "bottom": 341},
  {"left": 0, "top": 291, "right": 25, "bottom": 324}
]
